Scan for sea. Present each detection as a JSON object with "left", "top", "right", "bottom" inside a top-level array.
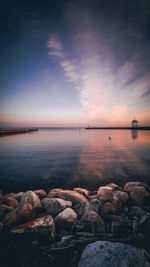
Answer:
[{"left": 0, "top": 128, "right": 150, "bottom": 193}]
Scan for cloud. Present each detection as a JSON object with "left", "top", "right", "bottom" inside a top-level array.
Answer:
[{"left": 47, "top": 0, "right": 150, "bottom": 125}]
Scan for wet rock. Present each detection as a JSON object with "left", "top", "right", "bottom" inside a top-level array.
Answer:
[
  {"left": 129, "top": 187, "right": 150, "bottom": 206},
  {"left": 81, "top": 210, "right": 104, "bottom": 223},
  {"left": 129, "top": 206, "right": 146, "bottom": 218},
  {"left": 47, "top": 189, "right": 88, "bottom": 205},
  {"left": 55, "top": 208, "right": 77, "bottom": 222},
  {"left": 20, "top": 190, "right": 42, "bottom": 211},
  {"left": 73, "top": 188, "right": 90, "bottom": 197},
  {"left": 12, "top": 192, "right": 24, "bottom": 202},
  {"left": 34, "top": 189, "right": 47, "bottom": 199},
  {"left": 74, "top": 199, "right": 102, "bottom": 219},
  {"left": 78, "top": 241, "right": 150, "bottom": 267},
  {"left": 113, "top": 190, "right": 129, "bottom": 203},
  {"left": 107, "top": 183, "right": 122, "bottom": 191},
  {"left": 0, "top": 197, "right": 19, "bottom": 208},
  {"left": 4, "top": 203, "right": 35, "bottom": 228},
  {"left": 96, "top": 186, "right": 113, "bottom": 201},
  {"left": 124, "top": 182, "right": 150, "bottom": 193},
  {"left": 11, "top": 215, "right": 55, "bottom": 239},
  {"left": 42, "top": 197, "right": 72, "bottom": 217},
  {"left": 0, "top": 204, "right": 13, "bottom": 217},
  {"left": 101, "top": 202, "right": 118, "bottom": 215}
]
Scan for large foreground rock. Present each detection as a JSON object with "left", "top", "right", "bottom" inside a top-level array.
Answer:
[
  {"left": 20, "top": 191, "right": 42, "bottom": 210},
  {"left": 4, "top": 203, "right": 35, "bottom": 228},
  {"left": 11, "top": 215, "right": 55, "bottom": 239},
  {"left": 47, "top": 189, "right": 88, "bottom": 205},
  {"left": 42, "top": 197, "right": 72, "bottom": 217},
  {"left": 78, "top": 241, "right": 150, "bottom": 267}
]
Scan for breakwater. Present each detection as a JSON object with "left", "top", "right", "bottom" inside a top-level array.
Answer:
[
  {"left": 85, "top": 126, "right": 150, "bottom": 130},
  {"left": 0, "top": 128, "right": 38, "bottom": 136}
]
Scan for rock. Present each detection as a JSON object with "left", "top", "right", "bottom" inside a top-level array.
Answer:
[
  {"left": 107, "top": 183, "right": 122, "bottom": 191},
  {"left": 81, "top": 210, "right": 104, "bottom": 223},
  {"left": 74, "top": 199, "right": 102, "bottom": 218},
  {"left": 0, "top": 197, "right": 19, "bottom": 208},
  {"left": 113, "top": 190, "right": 129, "bottom": 203},
  {"left": 110, "top": 197, "right": 121, "bottom": 212},
  {"left": 129, "top": 187, "right": 150, "bottom": 206},
  {"left": 129, "top": 206, "right": 146, "bottom": 218},
  {"left": 20, "top": 191, "right": 42, "bottom": 211},
  {"left": 0, "top": 204, "right": 13, "bottom": 217},
  {"left": 124, "top": 182, "right": 150, "bottom": 193},
  {"left": 0, "top": 221, "right": 3, "bottom": 231},
  {"left": 55, "top": 208, "right": 77, "bottom": 222},
  {"left": 34, "top": 189, "right": 47, "bottom": 199},
  {"left": 42, "top": 198, "right": 72, "bottom": 217},
  {"left": 11, "top": 215, "right": 55, "bottom": 239},
  {"left": 12, "top": 192, "right": 24, "bottom": 202},
  {"left": 78, "top": 241, "right": 150, "bottom": 267},
  {"left": 96, "top": 186, "right": 113, "bottom": 201},
  {"left": 101, "top": 202, "right": 118, "bottom": 215},
  {"left": 73, "top": 188, "right": 90, "bottom": 197},
  {"left": 4, "top": 203, "right": 35, "bottom": 228},
  {"left": 47, "top": 189, "right": 88, "bottom": 205}
]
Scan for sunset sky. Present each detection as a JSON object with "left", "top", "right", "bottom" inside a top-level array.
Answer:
[{"left": 0, "top": 0, "right": 150, "bottom": 127}]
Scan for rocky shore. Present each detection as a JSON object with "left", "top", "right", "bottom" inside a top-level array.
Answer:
[{"left": 0, "top": 181, "right": 150, "bottom": 266}]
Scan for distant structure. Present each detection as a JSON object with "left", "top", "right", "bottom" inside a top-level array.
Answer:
[{"left": 131, "top": 119, "right": 138, "bottom": 128}]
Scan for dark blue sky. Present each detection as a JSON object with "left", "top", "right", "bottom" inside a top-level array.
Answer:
[{"left": 1, "top": 0, "right": 150, "bottom": 127}]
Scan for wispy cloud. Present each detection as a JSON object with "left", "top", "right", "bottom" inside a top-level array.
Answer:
[{"left": 47, "top": 1, "right": 150, "bottom": 125}]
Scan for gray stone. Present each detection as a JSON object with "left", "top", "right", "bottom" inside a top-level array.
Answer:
[
  {"left": 113, "top": 190, "right": 129, "bottom": 203},
  {"left": 74, "top": 199, "right": 102, "bottom": 219},
  {"left": 124, "top": 182, "right": 150, "bottom": 193},
  {"left": 78, "top": 241, "right": 150, "bottom": 267},
  {"left": 12, "top": 192, "right": 24, "bottom": 202},
  {"left": 42, "top": 197, "right": 72, "bottom": 217},
  {"left": 129, "top": 187, "right": 150, "bottom": 206},
  {"left": 81, "top": 210, "right": 104, "bottom": 223},
  {"left": 55, "top": 208, "right": 77, "bottom": 222},
  {"left": 0, "top": 204, "right": 13, "bottom": 217}
]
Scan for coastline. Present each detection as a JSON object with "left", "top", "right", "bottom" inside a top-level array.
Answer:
[
  {"left": 0, "top": 181, "right": 150, "bottom": 266},
  {"left": 0, "top": 128, "right": 38, "bottom": 136}
]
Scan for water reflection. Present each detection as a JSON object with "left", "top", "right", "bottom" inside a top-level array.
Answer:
[{"left": 131, "top": 129, "right": 138, "bottom": 140}]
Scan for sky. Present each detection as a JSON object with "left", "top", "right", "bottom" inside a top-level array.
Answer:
[{"left": 0, "top": 0, "right": 150, "bottom": 127}]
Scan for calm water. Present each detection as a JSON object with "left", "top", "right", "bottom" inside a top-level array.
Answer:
[{"left": 0, "top": 128, "right": 150, "bottom": 193}]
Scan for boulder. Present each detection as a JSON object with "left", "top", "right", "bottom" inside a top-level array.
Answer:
[
  {"left": 0, "top": 204, "right": 13, "bottom": 217},
  {"left": 78, "top": 241, "right": 150, "bottom": 267},
  {"left": 11, "top": 215, "right": 55, "bottom": 239},
  {"left": 74, "top": 199, "right": 102, "bottom": 218},
  {"left": 96, "top": 186, "right": 113, "bottom": 201},
  {"left": 55, "top": 208, "right": 77, "bottom": 222},
  {"left": 0, "top": 197, "right": 19, "bottom": 208},
  {"left": 129, "top": 187, "right": 150, "bottom": 206},
  {"left": 81, "top": 210, "right": 104, "bottom": 223},
  {"left": 47, "top": 189, "right": 88, "bottom": 205},
  {"left": 12, "top": 192, "right": 24, "bottom": 202},
  {"left": 73, "top": 188, "right": 90, "bottom": 197},
  {"left": 20, "top": 191, "right": 42, "bottom": 210},
  {"left": 124, "top": 182, "right": 150, "bottom": 193},
  {"left": 110, "top": 197, "right": 121, "bottom": 212},
  {"left": 4, "top": 203, "right": 35, "bottom": 228},
  {"left": 34, "top": 189, "right": 47, "bottom": 199},
  {"left": 113, "top": 190, "right": 129, "bottom": 203},
  {"left": 107, "top": 183, "right": 122, "bottom": 191},
  {"left": 42, "top": 198, "right": 72, "bottom": 217},
  {"left": 101, "top": 202, "right": 118, "bottom": 215}
]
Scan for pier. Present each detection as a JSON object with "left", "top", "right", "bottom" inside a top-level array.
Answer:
[
  {"left": 0, "top": 128, "right": 38, "bottom": 136},
  {"left": 85, "top": 126, "right": 150, "bottom": 130}
]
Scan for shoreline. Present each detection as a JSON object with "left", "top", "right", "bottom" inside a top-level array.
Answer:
[{"left": 0, "top": 181, "right": 150, "bottom": 266}]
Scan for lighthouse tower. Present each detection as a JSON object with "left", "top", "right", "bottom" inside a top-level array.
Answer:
[{"left": 131, "top": 119, "right": 138, "bottom": 128}]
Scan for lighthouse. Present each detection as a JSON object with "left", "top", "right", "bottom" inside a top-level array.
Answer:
[{"left": 131, "top": 119, "right": 138, "bottom": 128}]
